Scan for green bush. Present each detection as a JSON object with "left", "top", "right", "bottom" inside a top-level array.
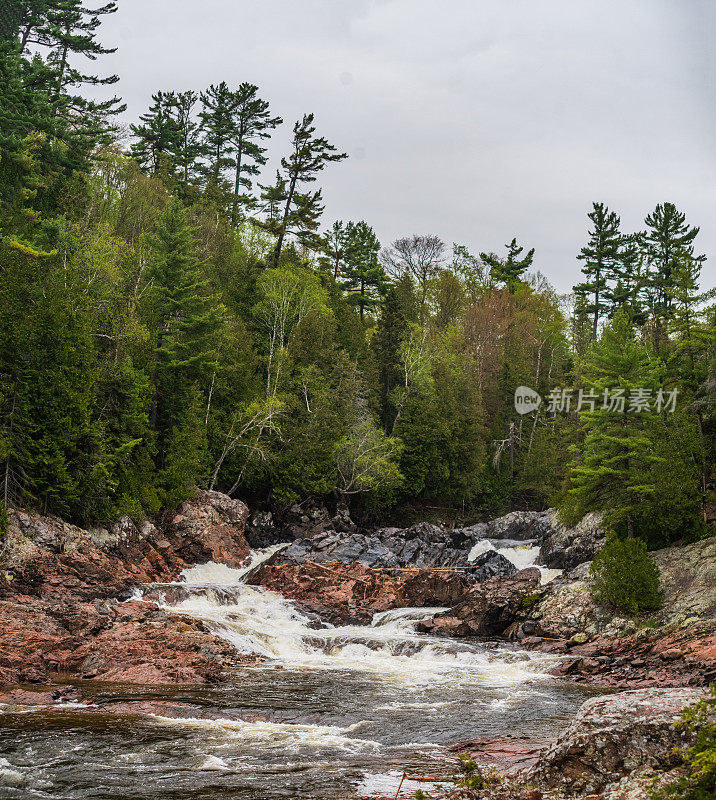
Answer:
[
  {"left": 0, "top": 502, "right": 8, "bottom": 540},
  {"left": 590, "top": 535, "right": 662, "bottom": 614},
  {"left": 653, "top": 684, "right": 716, "bottom": 800}
]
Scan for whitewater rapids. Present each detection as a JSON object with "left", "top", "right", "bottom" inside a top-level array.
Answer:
[{"left": 0, "top": 546, "right": 589, "bottom": 800}]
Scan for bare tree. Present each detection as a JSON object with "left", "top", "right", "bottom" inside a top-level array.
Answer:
[
  {"left": 334, "top": 416, "right": 402, "bottom": 497},
  {"left": 380, "top": 235, "right": 446, "bottom": 316},
  {"left": 209, "top": 398, "right": 284, "bottom": 494}
]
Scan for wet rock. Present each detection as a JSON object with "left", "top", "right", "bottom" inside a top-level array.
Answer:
[
  {"left": 539, "top": 512, "right": 605, "bottom": 570},
  {"left": 0, "top": 491, "right": 253, "bottom": 687},
  {"left": 249, "top": 562, "right": 473, "bottom": 625},
  {"left": 531, "top": 688, "right": 707, "bottom": 792},
  {"left": 462, "top": 510, "right": 556, "bottom": 542},
  {"left": 167, "top": 490, "right": 250, "bottom": 568},
  {"left": 416, "top": 568, "right": 542, "bottom": 638}
]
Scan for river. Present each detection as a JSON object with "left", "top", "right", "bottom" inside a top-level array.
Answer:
[{"left": 0, "top": 545, "right": 592, "bottom": 799}]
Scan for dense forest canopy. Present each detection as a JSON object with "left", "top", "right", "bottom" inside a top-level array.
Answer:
[{"left": 0, "top": 3, "right": 713, "bottom": 549}]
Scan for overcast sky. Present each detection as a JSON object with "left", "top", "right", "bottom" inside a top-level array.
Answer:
[{"left": 101, "top": 0, "right": 716, "bottom": 292}]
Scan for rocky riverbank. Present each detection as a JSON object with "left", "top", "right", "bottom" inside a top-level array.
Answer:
[
  {"left": 0, "top": 491, "right": 259, "bottom": 685},
  {"left": 1, "top": 495, "right": 714, "bottom": 800},
  {"left": 424, "top": 687, "right": 709, "bottom": 800}
]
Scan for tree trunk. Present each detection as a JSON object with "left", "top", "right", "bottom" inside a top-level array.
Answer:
[
  {"left": 231, "top": 125, "right": 245, "bottom": 225},
  {"left": 272, "top": 173, "right": 297, "bottom": 266}
]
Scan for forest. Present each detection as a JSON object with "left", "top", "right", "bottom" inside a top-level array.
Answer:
[{"left": 1, "top": 1, "right": 714, "bottom": 549}]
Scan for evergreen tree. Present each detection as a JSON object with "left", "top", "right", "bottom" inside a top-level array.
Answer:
[
  {"left": 259, "top": 114, "right": 347, "bottom": 265},
  {"left": 198, "top": 81, "right": 237, "bottom": 199},
  {"left": 607, "top": 233, "right": 646, "bottom": 325},
  {"left": 130, "top": 91, "right": 183, "bottom": 175},
  {"left": 480, "top": 237, "right": 534, "bottom": 293},
  {"left": 565, "top": 310, "right": 662, "bottom": 540},
  {"left": 573, "top": 203, "right": 621, "bottom": 340},
  {"left": 371, "top": 275, "right": 418, "bottom": 433},
  {"left": 173, "top": 90, "right": 203, "bottom": 187},
  {"left": 642, "top": 202, "right": 704, "bottom": 329},
  {"left": 228, "top": 82, "right": 281, "bottom": 224},
  {"left": 669, "top": 250, "right": 714, "bottom": 389},
  {"left": 340, "top": 221, "right": 389, "bottom": 322},
  {"left": 1, "top": 1, "right": 24, "bottom": 42},
  {"left": 144, "top": 199, "right": 224, "bottom": 437},
  {"left": 319, "top": 220, "right": 346, "bottom": 279}
]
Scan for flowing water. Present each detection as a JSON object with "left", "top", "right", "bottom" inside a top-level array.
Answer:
[{"left": 0, "top": 546, "right": 590, "bottom": 800}]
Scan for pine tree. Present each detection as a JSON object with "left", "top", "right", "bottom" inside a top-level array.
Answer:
[
  {"left": 669, "top": 250, "right": 715, "bottom": 390},
  {"left": 319, "top": 220, "right": 346, "bottom": 279},
  {"left": 480, "top": 237, "right": 534, "bottom": 293},
  {"left": 259, "top": 114, "right": 346, "bottom": 265},
  {"left": 607, "top": 233, "right": 646, "bottom": 325},
  {"left": 642, "top": 202, "right": 704, "bottom": 327},
  {"left": 144, "top": 199, "right": 224, "bottom": 436},
  {"left": 198, "top": 82, "right": 236, "bottom": 199},
  {"left": 130, "top": 91, "right": 183, "bottom": 175},
  {"left": 340, "top": 221, "right": 389, "bottom": 322},
  {"left": 228, "top": 83, "right": 281, "bottom": 224},
  {"left": 566, "top": 310, "right": 661, "bottom": 539},
  {"left": 173, "top": 90, "right": 203, "bottom": 187},
  {"left": 0, "top": 1, "right": 24, "bottom": 42},
  {"left": 371, "top": 275, "right": 418, "bottom": 432},
  {"left": 573, "top": 203, "right": 621, "bottom": 340}
]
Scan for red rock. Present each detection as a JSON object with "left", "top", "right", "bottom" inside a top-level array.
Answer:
[
  {"left": 250, "top": 562, "right": 474, "bottom": 625},
  {"left": 0, "top": 492, "right": 254, "bottom": 687},
  {"left": 417, "top": 569, "right": 542, "bottom": 638}
]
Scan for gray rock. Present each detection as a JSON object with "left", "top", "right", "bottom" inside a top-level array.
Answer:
[
  {"left": 531, "top": 688, "right": 707, "bottom": 792},
  {"left": 539, "top": 511, "right": 605, "bottom": 570}
]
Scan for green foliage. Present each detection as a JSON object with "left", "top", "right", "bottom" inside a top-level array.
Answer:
[
  {"left": 590, "top": 535, "right": 662, "bottom": 614},
  {"left": 480, "top": 237, "right": 534, "bottom": 293},
  {"left": 159, "top": 387, "right": 207, "bottom": 509},
  {"left": 0, "top": 5, "right": 712, "bottom": 534},
  {"left": 653, "top": 684, "right": 716, "bottom": 800},
  {"left": 258, "top": 113, "right": 347, "bottom": 265},
  {"left": 573, "top": 202, "right": 622, "bottom": 340}
]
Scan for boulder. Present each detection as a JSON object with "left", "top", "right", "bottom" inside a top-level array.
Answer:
[
  {"left": 250, "top": 562, "right": 474, "bottom": 625},
  {"left": 539, "top": 512, "right": 605, "bottom": 570},
  {"left": 166, "top": 490, "right": 250, "bottom": 568},
  {"left": 416, "top": 568, "right": 542, "bottom": 638},
  {"left": 531, "top": 688, "right": 707, "bottom": 792},
  {"left": 462, "top": 510, "right": 556, "bottom": 542}
]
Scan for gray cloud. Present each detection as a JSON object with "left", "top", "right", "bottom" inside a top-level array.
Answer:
[{"left": 101, "top": 0, "right": 715, "bottom": 291}]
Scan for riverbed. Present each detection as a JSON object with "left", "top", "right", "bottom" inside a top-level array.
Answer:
[{"left": 0, "top": 549, "right": 593, "bottom": 799}]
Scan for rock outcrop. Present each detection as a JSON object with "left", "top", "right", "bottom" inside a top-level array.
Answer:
[
  {"left": 0, "top": 491, "right": 253, "bottom": 686},
  {"left": 249, "top": 561, "right": 475, "bottom": 625},
  {"left": 515, "top": 536, "right": 716, "bottom": 688},
  {"left": 539, "top": 511, "right": 605, "bottom": 570},
  {"left": 416, "top": 568, "right": 542, "bottom": 638},
  {"left": 275, "top": 522, "right": 479, "bottom": 568},
  {"left": 531, "top": 688, "right": 706, "bottom": 793}
]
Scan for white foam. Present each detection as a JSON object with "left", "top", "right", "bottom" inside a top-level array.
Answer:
[
  {"left": 198, "top": 755, "right": 230, "bottom": 771},
  {"left": 468, "top": 540, "right": 562, "bottom": 584},
  {"left": 140, "top": 547, "right": 562, "bottom": 688},
  {"left": 149, "top": 714, "right": 380, "bottom": 753},
  {"left": 180, "top": 544, "right": 287, "bottom": 586}
]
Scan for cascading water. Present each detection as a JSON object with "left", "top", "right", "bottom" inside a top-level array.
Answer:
[
  {"left": 0, "top": 547, "right": 590, "bottom": 800},
  {"left": 468, "top": 538, "right": 563, "bottom": 584}
]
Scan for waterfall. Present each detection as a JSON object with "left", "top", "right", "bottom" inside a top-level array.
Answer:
[{"left": 137, "top": 548, "right": 561, "bottom": 686}]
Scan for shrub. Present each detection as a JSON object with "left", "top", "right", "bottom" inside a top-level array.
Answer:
[
  {"left": 590, "top": 535, "right": 661, "bottom": 614},
  {"left": 652, "top": 684, "right": 716, "bottom": 800}
]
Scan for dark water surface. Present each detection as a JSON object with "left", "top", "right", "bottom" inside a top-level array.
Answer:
[{"left": 0, "top": 555, "right": 594, "bottom": 799}]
